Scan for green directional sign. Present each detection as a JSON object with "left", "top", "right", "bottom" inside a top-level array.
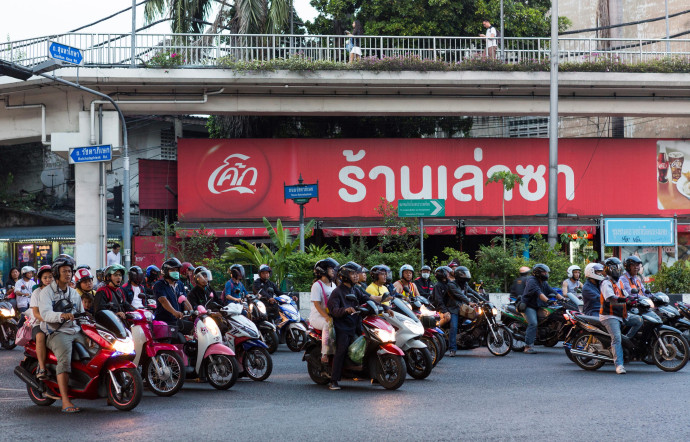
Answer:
[{"left": 398, "top": 199, "right": 445, "bottom": 217}]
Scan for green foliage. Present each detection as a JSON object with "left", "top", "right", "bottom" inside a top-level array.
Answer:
[
  {"left": 374, "top": 198, "right": 420, "bottom": 252},
  {"left": 648, "top": 261, "right": 690, "bottom": 294},
  {"left": 335, "top": 235, "right": 376, "bottom": 266},
  {"left": 475, "top": 237, "right": 528, "bottom": 292},
  {"left": 173, "top": 228, "right": 219, "bottom": 266},
  {"left": 528, "top": 234, "right": 573, "bottom": 286},
  {"left": 0, "top": 173, "right": 36, "bottom": 210},
  {"left": 560, "top": 230, "right": 598, "bottom": 263},
  {"left": 439, "top": 248, "right": 477, "bottom": 277},
  {"left": 145, "top": 50, "right": 186, "bottom": 68},
  {"left": 485, "top": 171, "right": 523, "bottom": 251}
]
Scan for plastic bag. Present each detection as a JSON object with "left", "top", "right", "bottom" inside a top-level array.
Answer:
[
  {"left": 347, "top": 335, "right": 366, "bottom": 365},
  {"left": 324, "top": 319, "right": 336, "bottom": 355}
]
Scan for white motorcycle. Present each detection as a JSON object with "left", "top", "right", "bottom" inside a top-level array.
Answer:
[
  {"left": 386, "top": 297, "right": 434, "bottom": 379},
  {"left": 275, "top": 294, "right": 308, "bottom": 352}
]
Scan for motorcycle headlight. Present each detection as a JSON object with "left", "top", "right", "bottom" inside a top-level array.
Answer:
[
  {"left": 0, "top": 307, "right": 14, "bottom": 317},
  {"left": 257, "top": 301, "right": 267, "bottom": 315},
  {"left": 204, "top": 317, "right": 220, "bottom": 336},
  {"left": 129, "top": 312, "right": 143, "bottom": 321},
  {"left": 419, "top": 305, "right": 433, "bottom": 316},
  {"left": 407, "top": 320, "right": 424, "bottom": 335},
  {"left": 491, "top": 307, "right": 498, "bottom": 316},
  {"left": 143, "top": 310, "right": 153, "bottom": 321},
  {"left": 112, "top": 338, "right": 135, "bottom": 355},
  {"left": 373, "top": 328, "right": 395, "bottom": 343}
]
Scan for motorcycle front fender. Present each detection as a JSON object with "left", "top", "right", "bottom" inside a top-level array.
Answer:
[
  {"left": 378, "top": 343, "right": 404, "bottom": 356},
  {"left": 657, "top": 324, "right": 684, "bottom": 335},
  {"left": 400, "top": 339, "right": 427, "bottom": 351},
  {"left": 242, "top": 339, "right": 268, "bottom": 350},
  {"left": 259, "top": 321, "right": 276, "bottom": 331},
  {"left": 675, "top": 318, "right": 690, "bottom": 329},
  {"left": 104, "top": 358, "right": 138, "bottom": 372},
  {"left": 289, "top": 322, "right": 307, "bottom": 332},
  {"left": 203, "top": 343, "right": 236, "bottom": 360},
  {"left": 148, "top": 342, "right": 181, "bottom": 357}
]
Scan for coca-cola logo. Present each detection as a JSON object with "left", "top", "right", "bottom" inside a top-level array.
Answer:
[{"left": 196, "top": 147, "right": 271, "bottom": 215}]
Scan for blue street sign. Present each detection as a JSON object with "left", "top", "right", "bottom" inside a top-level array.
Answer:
[
  {"left": 49, "top": 41, "right": 83, "bottom": 65},
  {"left": 69, "top": 145, "right": 112, "bottom": 164},
  {"left": 604, "top": 218, "right": 675, "bottom": 246},
  {"left": 284, "top": 183, "right": 318, "bottom": 201}
]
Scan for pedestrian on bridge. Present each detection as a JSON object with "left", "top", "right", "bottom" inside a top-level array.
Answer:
[
  {"left": 480, "top": 19, "right": 498, "bottom": 59},
  {"left": 346, "top": 20, "right": 364, "bottom": 63}
]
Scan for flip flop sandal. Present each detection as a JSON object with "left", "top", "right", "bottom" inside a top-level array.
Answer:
[
  {"left": 61, "top": 406, "right": 82, "bottom": 413},
  {"left": 36, "top": 369, "right": 48, "bottom": 380}
]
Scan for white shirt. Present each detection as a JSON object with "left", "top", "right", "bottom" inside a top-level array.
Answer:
[
  {"left": 131, "top": 285, "right": 143, "bottom": 309},
  {"left": 486, "top": 27, "right": 497, "bottom": 48},
  {"left": 14, "top": 278, "right": 35, "bottom": 309},
  {"left": 309, "top": 279, "right": 335, "bottom": 324},
  {"left": 107, "top": 251, "right": 121, "bottom": 266}
]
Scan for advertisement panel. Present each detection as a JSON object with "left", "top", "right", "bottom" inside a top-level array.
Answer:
[
  {"left": 179, "top": 138, "right": 677, "bottom": 222},
  {"left": 604, "top": 218, "right": 675, "bottom": 246}
]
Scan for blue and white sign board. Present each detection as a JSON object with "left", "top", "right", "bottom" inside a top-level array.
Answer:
[
  {"left": 49, "top": 41, "right": 83, "bottom": 66},
  {"left": 284, "top": 183, "right": 319, "bottom": 200},
  {"left": 604, "top": 218, "right": 675, "bottom": 246},
  {"left": 69, "top": 145, "right": 112, "bottom": 164}
]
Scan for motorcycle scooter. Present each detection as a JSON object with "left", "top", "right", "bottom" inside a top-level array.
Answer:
[
  {"left": 0, "top": 299, "right": 18, "bottom": 350},
  {"left": 387, "top": 296, "right": 434, "bottom": 379},
  {"left": 245, "top": 292, "right": 279, "bottom": 354},
  {"left": 274, "top": 293, "right": 308, "bottom": 352}
]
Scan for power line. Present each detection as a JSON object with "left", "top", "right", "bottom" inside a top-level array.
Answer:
[
  {"left": 69, "top": 0, "right": 152, "bottom": 33},
  {"left": 561, "top": 8, "right": 690, "bottom": 35}
]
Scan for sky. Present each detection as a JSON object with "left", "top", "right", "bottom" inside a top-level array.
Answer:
[{"left": 1, "top": 0, "right": 320, "bottom": 42}]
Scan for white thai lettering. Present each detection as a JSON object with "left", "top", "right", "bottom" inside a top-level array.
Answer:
[
  {"left": 558, "top": 165, "right": 575, "bottom": 201},
  {"left": 516, "top": 165, "right": 546, "bottom": 201},
  {"left": 400, "top": 166, "right": 432, "bottom": 199},
  {"left": 437, "top": 166, "right": 447, "bottom": 199},
  {"left": 452, "top": 165, "right": 483, "bottom": 202},
  {"left": 338, "top": 166, "right": 366, "bottom": 202},
  {"left": 369, "top": 166, "right": 396, "bottom": 202}
]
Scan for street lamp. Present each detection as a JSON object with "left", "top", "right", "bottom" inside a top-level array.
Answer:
[{"left": 547, "top": 0, "right": 559, "bottom": 246}]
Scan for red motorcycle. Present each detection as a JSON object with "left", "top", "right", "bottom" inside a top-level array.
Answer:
[
  {"left": 14, "top": 310, "right": 143, "bottom": 411},
  {"left": 303, "top": 300, "right": 406, "bottom": 390}
]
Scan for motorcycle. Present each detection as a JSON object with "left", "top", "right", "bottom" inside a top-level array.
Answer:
[
  {"left": 675, "top": 302, "right": 690, "bottom": 341},
  {"left": 501, "top": 299, "right": 570, "bottom": 350},
  {"left": 125, "top": 308, "right": 185, "bottom": 397},
  {"left": 564, "top": 296, "right": 689, "bottom": 372},
  {"left": 647, "top": 292, "right": 690, "bottom": 340},
  {"left": 387, "top": 297, "right": 434, "bottom": 379},
  {"left": 210, "top": 303, "right": 273, "bottom": 381},
  {"left": 14, "top": 310, "right": 143, "bottom": 411},
  {"left": 245, "top": 293, "right": 279, "bottom": 354},
  {"left": 0, "top": 299, "right": 18, "bottom": 350},
  {"left": 409, "top": 295, "right": 446, "bottom": 367},
  {"left": 303, "top": 300, "right": 406, "bottom": 390},
  {"left": 274, "top": 294, "right": 308, "bottom": 352}
]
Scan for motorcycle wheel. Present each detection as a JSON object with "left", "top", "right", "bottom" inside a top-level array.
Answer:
[
  {"left": 1, "top": 323, "right": 17, "bottom": 350},
  {"left": 262, "top": 329, "right": 279, "bottom": 354},
  {"left": 507, "top": 322, "right": 526, "bottom": 352},
  {"left": 374, "top": 353, "right": 406, "bottom": 390},
  {"left": 652, "top": 331, "right": 690, "bottom": 372},
  {"left": 26, "top": 361, "right": 55, "bottom": 406},
  {"left": 204, "top": 354, "right": 239, "bottom": 390},
  {"left": 571, "top": 333, "right": 606, "bottom": 371},
  {"left": 144, "top": 350, "right": 185, "bottom": 397},
  {"left": 486, "top": 325, "right": 512, "bottom": 356},
  {"left": 434, "top": 335, "right": 446, "bottom": 361},
  {"left": 419, "top": 336, "right": 438, "bottom": 367},
  {"left": 306, "top": 347, "right": 329, "bottom": 385},
  {"left": 286, "top": 327, "right": 307, "bottom": 352},
  {"left": 243, "top": 347, "right": 273, "bottom": 381},
  {"left": 405, "top": 347, "right": 433, "bottom": 380},
  {"left": 107, "top": 368, "right": 143, "bottom": 411}
]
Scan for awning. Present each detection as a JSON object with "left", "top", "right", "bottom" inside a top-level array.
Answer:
[
  {"left": 0, "top": 224, "right": 124, "bottom": 241},
  {"left": 176, "top": 227, "right": 306, "bottom": 238},
  {"left": 322, "top": 226, "right": 456, "bottom": 237},
  {"left": 464, "top": 225, "right": 596, "bottom": 236}
]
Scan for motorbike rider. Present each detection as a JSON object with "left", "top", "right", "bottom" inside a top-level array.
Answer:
[
  {"left": 94, "top": 264, "right": 135, "bottom": 320},
  {"left": 382, "top": 265, "right": 398, "bottom": 296},
  {"left": 357, "top": 267, "right": 369, "bottom": 291},
  {"left": 224, "top": 264, "right": 248, "bottom": 304},
  {"left": 509, "top": 266, "right": 531, "bottom": 302},
  {"left": 94, "top": 268, "right": 105, "bottom": 290},
  {"left": 413, "top": 265, "right": 433, "bottom": 298},
  {"left": 15, "top": 265, "right": 36, "bottom": 326},
  {"left": 310, "top": 258, "right": 339, "bottom": 363},
  {"left": 393, "top": 264, "right": 418, "bottom": 299},
  {"left": 37, "top": 255, "right": 86, "bottom": 413},
  {"left": 122, "top": 266, "right": 146, "bottom": 310},
  {"left": 187, "top": 267, "right": 217, "bottom": 309},
  {"left": 366, "top": 265, "right": 390, "bottom": 299},
  {"left": 432, "top": 266, "right": 453, "bottom": 327},
  {"left": 599, "top": 257, "right": 642, "bottom": 375},
  {"left": 27, "top": 265, "right": 53, "bottom": 381},
  {"left": 562, "top": 265, "right": 584, "bottom": 306},
  {"left": 582, "top": 263, "right": 604, "bottom": 316},
  {"left": 619, "top": 255, "right": 646, "bottom": 299},
  {"left": 326, "top": 261, "right": 374, "bottom": 390},
  {"left": 180, "top": 262, "right": 195, "bottom": 294},
  {"left": 144, "top": 265, "right": 161, "bottom": 296},
  {"left": 436, "top": 266, "right": 475, "bottom": 357},
  {"left": 154, "top": 258, "right": 194, "bottom": 338},
  {"left": 74, "top": 268, "right": 96, "bottom": 314},
  {"left": 253, "top": 265, "right": 286, "bottom": 322},
  {"left": 520, "top": 263, "right": 564, "bottom": 354}
]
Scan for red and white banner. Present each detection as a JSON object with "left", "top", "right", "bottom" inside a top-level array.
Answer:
[
  {"left": 178, "top": 138, "right": 681, "bottom": 222},
  {"left": 464, "top": 225, "right": 596, "bottom": 236}
]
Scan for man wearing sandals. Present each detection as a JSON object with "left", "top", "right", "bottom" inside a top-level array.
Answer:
[{"left": 37, "top": 255, "right": 86, "bottom": 413}]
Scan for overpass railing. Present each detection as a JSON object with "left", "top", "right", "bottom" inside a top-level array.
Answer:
[{"left": 1, "top": 33, "right": 689, "bottom": 69}]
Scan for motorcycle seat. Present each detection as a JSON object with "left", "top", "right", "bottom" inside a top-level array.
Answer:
[
  {"left": 577, "top": 315, "right": 602, "bottom": 326},
  {"left": 71, "top": 341, "right": 91, "bottom": 362}
]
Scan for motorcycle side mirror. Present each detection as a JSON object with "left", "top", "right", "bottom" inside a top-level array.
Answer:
[
  {"left": 403, "top": 286, "right": 410, "bottom": 294},
  {"left": 631, "top": 289, "right": 639, "bottom": 295},
  {"left": 645, "top": 289, "right": 651, "bottom": 295},
  {"left": 209, "top": 293, "right": 214, "bottom": 298}
]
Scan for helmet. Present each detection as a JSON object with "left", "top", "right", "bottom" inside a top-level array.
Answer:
[
  {"left": 194, "top": 266, "right": 212, "bottom": 281},
  {"left": 448, "top": 258, "right": 461, "bottom": 269},
  {"left": 258, "top": 264, "right": 272, "bottom": 278},
  {"left": 76, "top": 264, "right": 91, "bottom": 270},
  {"left": 532, "top": 264, "right": 550, "bottom": 281},
  {"left": 360, "top": 266, "right": 368, "bottom": 274},
  {"left": 380, "top": 265, "right": 392, "bottom": 283},
  {"left": 567, "top": 265, "right": 581, "bottom": 279},
  {"left": 434, "top": 266, "right": 452, "bottom": 282},
  {"left": 519, "top": 266, "right": 531, "bottom": 275},
  {"left": 338, "top": 261, "right": 361, "bottom": 283},
  {"left": 624, "top": 255, "right": 643, "bottom": 272},
  {"left": 230, "top": 264, "right": 245, "bottom": 279},
  {"left": 399, "top": 264, "right": 414, "bottom": 280},
  {"left": 21, "top": 266, "right": 36, "bottom": 277},
  {"left": 37, "top": 265, "right": 52, "bottom": 280},
  {"left": 51, "top": 255, "right": 76, "bottom": 279},
  {"left": 604, "top": 257, "right": 623, "bottom": 282},
  {"left": 421, "top": 265, "right": 431, "bottom": 272},
  {"left": 128, "top": 266, "right": 144, "bottom": 284},
  {"left": 584, "top": 263, "right": 605, "bottom": 281},
  {"left": 370, "top": 265, "right": 386, "bottom": 280},
  {"left": 146, "top": 265, "right": 160, "bottom": 278},
  {"left": 453, "top": 266, "right": 472, "bottom": 283},
  {"left": 181, "top": 262, "right": 195, "bottom": 275},
  {"left": 104, "top": 264, "right": 126, "bottom": 282},
  {"left": 74, "top": 268, "right": 94, "bottom": 284},
  {"left": 162, "top": 258, "right": 182, "bottom": 279},
  {"left": 314, "top": 258, "right": 339, "bottom": 279}
]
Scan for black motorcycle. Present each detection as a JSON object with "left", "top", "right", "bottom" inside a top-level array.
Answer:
[
  {"left": 244, "top": 292, "right": 279, "bottom": 354},
  {"left": 647, "top": 292, "right": 690, "bottom": 340},
  {"left": 501, "top": 299, "right": 571, "bottom": 350},
  {"left": 0, "top": 299, "right": 18, "bottom": 350},
  {"left": 564, "top": 297, "right": 689, "bottom": 372}
]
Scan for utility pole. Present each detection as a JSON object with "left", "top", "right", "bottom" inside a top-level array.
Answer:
[
  {"left": 665, "top": 0, "right": 671, "bottom": 54},
  {"left": 500, "top": 0, "right": 505, "bottom": 62},
  {"left": 131, "top": 0, "right": 137, "bottom": 68},
  {"left": 547, "top": 0, "right": 559, "bottom": 247}
]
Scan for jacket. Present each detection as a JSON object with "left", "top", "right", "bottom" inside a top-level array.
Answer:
[
  {"left": 37, "top": 282, "right": 84, "bottom": 334},
  {"left": 188, "top": 285, "right": 216, "bottom": 309},
  {"left": 509, "top": 275, "right": 529, "bottom": 301},
  {"left": 413, "top": 277, "right": 433, "bottom": 297},
  {"left": 581, "top": 280, "right": 601, "bottom": 316},
  {"left": 253, "top": 279, "right": 283, "bottom": 302},
  {"left": 327, "top": 283, "right": 370, "bottom": 335},
  {"left": 95, "top": 285, "right": 135, "bottom": 315},
  {"left": 433, "top": 281, "right": 457, "bottom": 314},
  {"left": 121, "top": 282, "right": 145, "bottom": 305},
  {"left": 521, "top": 276, "right": 556, "bottom": 310},
  {"left": 600, "top": 279, "right": 627, "bottom": 319}
]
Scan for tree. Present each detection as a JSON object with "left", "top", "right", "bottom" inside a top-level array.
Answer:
[{"left": 485, "top": 171, "right": 522, "bottom": 251}]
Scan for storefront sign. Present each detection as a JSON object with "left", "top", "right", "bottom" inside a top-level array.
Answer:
[
  {"left": 178, "top": 138, "right": 673, "bottom": 222},
  {"left": 604, "top": 218, "right": 675, "bottom": 246}
]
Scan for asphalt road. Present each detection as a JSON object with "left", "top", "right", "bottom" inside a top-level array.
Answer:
[{"left": 1, "top": 343, "right": 688, "bottom": 441}]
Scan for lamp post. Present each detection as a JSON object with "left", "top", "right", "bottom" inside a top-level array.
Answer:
[
  {"left": 547, "top": 0, "right": 559, "bottom": 247},
  {"left": 500, "top": 0, "right": 505, "bottom": 62}
]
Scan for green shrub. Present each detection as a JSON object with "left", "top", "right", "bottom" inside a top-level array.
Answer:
[{"left": 649, "top": 261, "right": 690, "bottom": 294}]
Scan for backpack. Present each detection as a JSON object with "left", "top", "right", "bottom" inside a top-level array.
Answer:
[{"left": 495, "top": 27, "right": 501, "bottom": 39}]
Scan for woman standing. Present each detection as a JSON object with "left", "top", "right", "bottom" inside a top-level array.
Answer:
[{"left": 346, "top": 20, "right": 364, "bottom": 63}]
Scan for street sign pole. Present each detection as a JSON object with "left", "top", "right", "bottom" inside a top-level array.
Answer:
[
  {"left": 299, "top": 203, "right": 305, "bottom": 252},
  {"left": 547, "top": 0, "right": 559, "bottom": 247},
  {"left": 420, "top": 218, "right": 424, "bottom": 268},
  {"left": 284, "top": 174, "right": 318, "bottom": 252}
]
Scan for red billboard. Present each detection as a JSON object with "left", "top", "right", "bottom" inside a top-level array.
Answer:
[{"left": 178, "top": 138, "right": 688, "bottom": 222}]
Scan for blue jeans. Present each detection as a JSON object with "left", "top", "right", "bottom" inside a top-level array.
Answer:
[
  {"left": 523, "top": 307, "right": 538, "bottom": 346},
  {"left": 602, "top": 318, "right": 624, "bottom": 367},
  {"left": 625, "top": 314, "right": 643, "bottom": 338},
  {"left": 448, "top": 312, "right": 459, "bottom": 352}
]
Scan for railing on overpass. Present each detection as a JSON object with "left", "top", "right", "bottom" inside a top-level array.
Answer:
[{"left": 1, "top": 33, "right": 689, "bottom": 69}]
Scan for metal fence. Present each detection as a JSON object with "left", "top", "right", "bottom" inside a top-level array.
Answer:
[{"left": 1, "top": 33, "right": 689, "bottom": 68}]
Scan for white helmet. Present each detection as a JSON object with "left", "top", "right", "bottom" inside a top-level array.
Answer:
[
  {"left": 21, "top": 266, "right": 36, "bottom": 277},
  {"left": 399, "top": 264, "right": 414, "bottom": 279},
  {"left": 567, "top": 265, "right": 581, "bottom": 279},
  {"left": 584, "top": 263, "right": 604, "bottom": 281}
]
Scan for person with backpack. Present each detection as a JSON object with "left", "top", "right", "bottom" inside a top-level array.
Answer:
[
  {"left": 480, "top": 19, "right": 498, "bottom": 59},
  {"left": 309, "top": 258, "right": 339, "bottom": 363}
]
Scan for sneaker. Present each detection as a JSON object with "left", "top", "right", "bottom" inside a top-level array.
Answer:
[
  {"left": 524, "top": 346, "right": 536, "bottom": 354},
  {"left": 448, "top": 350, "right": 456, "bottom": 357},
  {"left": 616, "top": 365, "right": 627, "bottom": 374},
  {"left": 329, "top": 382, "right": 341, "bottom": 390}
]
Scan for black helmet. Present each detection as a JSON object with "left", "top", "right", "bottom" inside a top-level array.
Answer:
[
  {"left": 624, "top": 255, "right": 642, "bottom": 272},
  {"left": 454, "top": 266, "right": 471, "bottom": 283},
  {"left": 532, "top": 263, "right": 550, "bottom": 281},
  {"left": 434, "top": 266, "right": 452, "bottom": 282},
  {"left": 128, "top": 266, "right": 144, "bottom": 284},
  {"left": 380, "top": 265, "right": 392, "bottom": 284},
  {"left": 314, "top": 258, "right": 339, "bottom": 279},
  {"left": 76, "top": 264, "right": 91, "bottom": 270},
  {"left": 360, "top": 266, "right": 368, "bottom": 274},
  {"left": 230, "top": 264, "right": 245, "bottom": 280},
  {"left": 51, "top": 255, "right": 76, "bottom": 279},
  {"left": 161, "top": 257, "right": 182, "bottom": 280},
  {"left": 370, "top": 265, "right": 386, "bottom": 280},
  {"left": 338, "top": 261, "right": 361, "bottom": 283},
  {"left": 604, "top": 257, "right": 623, "bottom": 282},
  {"left": 258, "top": 264, "right": 272, "bottom": 278}
]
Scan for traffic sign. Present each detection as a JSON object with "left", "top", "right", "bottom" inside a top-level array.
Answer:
[
  {"left": 69, "top": 145, "right": 112, "bottom": 164},
  {"left": 49, "top": 41, "right": 83, "bottom": 65},
  {"left": 284, "top": 183, "right": 318, "bottom": 201},
  {"left": 398, "top": 199, "right": 445, "bottom": 217}
]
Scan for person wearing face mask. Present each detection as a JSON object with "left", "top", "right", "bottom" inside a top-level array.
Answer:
[
  {"left": 413, "top": 265, "right": 433, "bottom": 298},
  {"left": 187, "top": 267, "right": 216, "bottom": 309},
  {"left": 94, "top": 265, "right": 134, "bottom": 320}
]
